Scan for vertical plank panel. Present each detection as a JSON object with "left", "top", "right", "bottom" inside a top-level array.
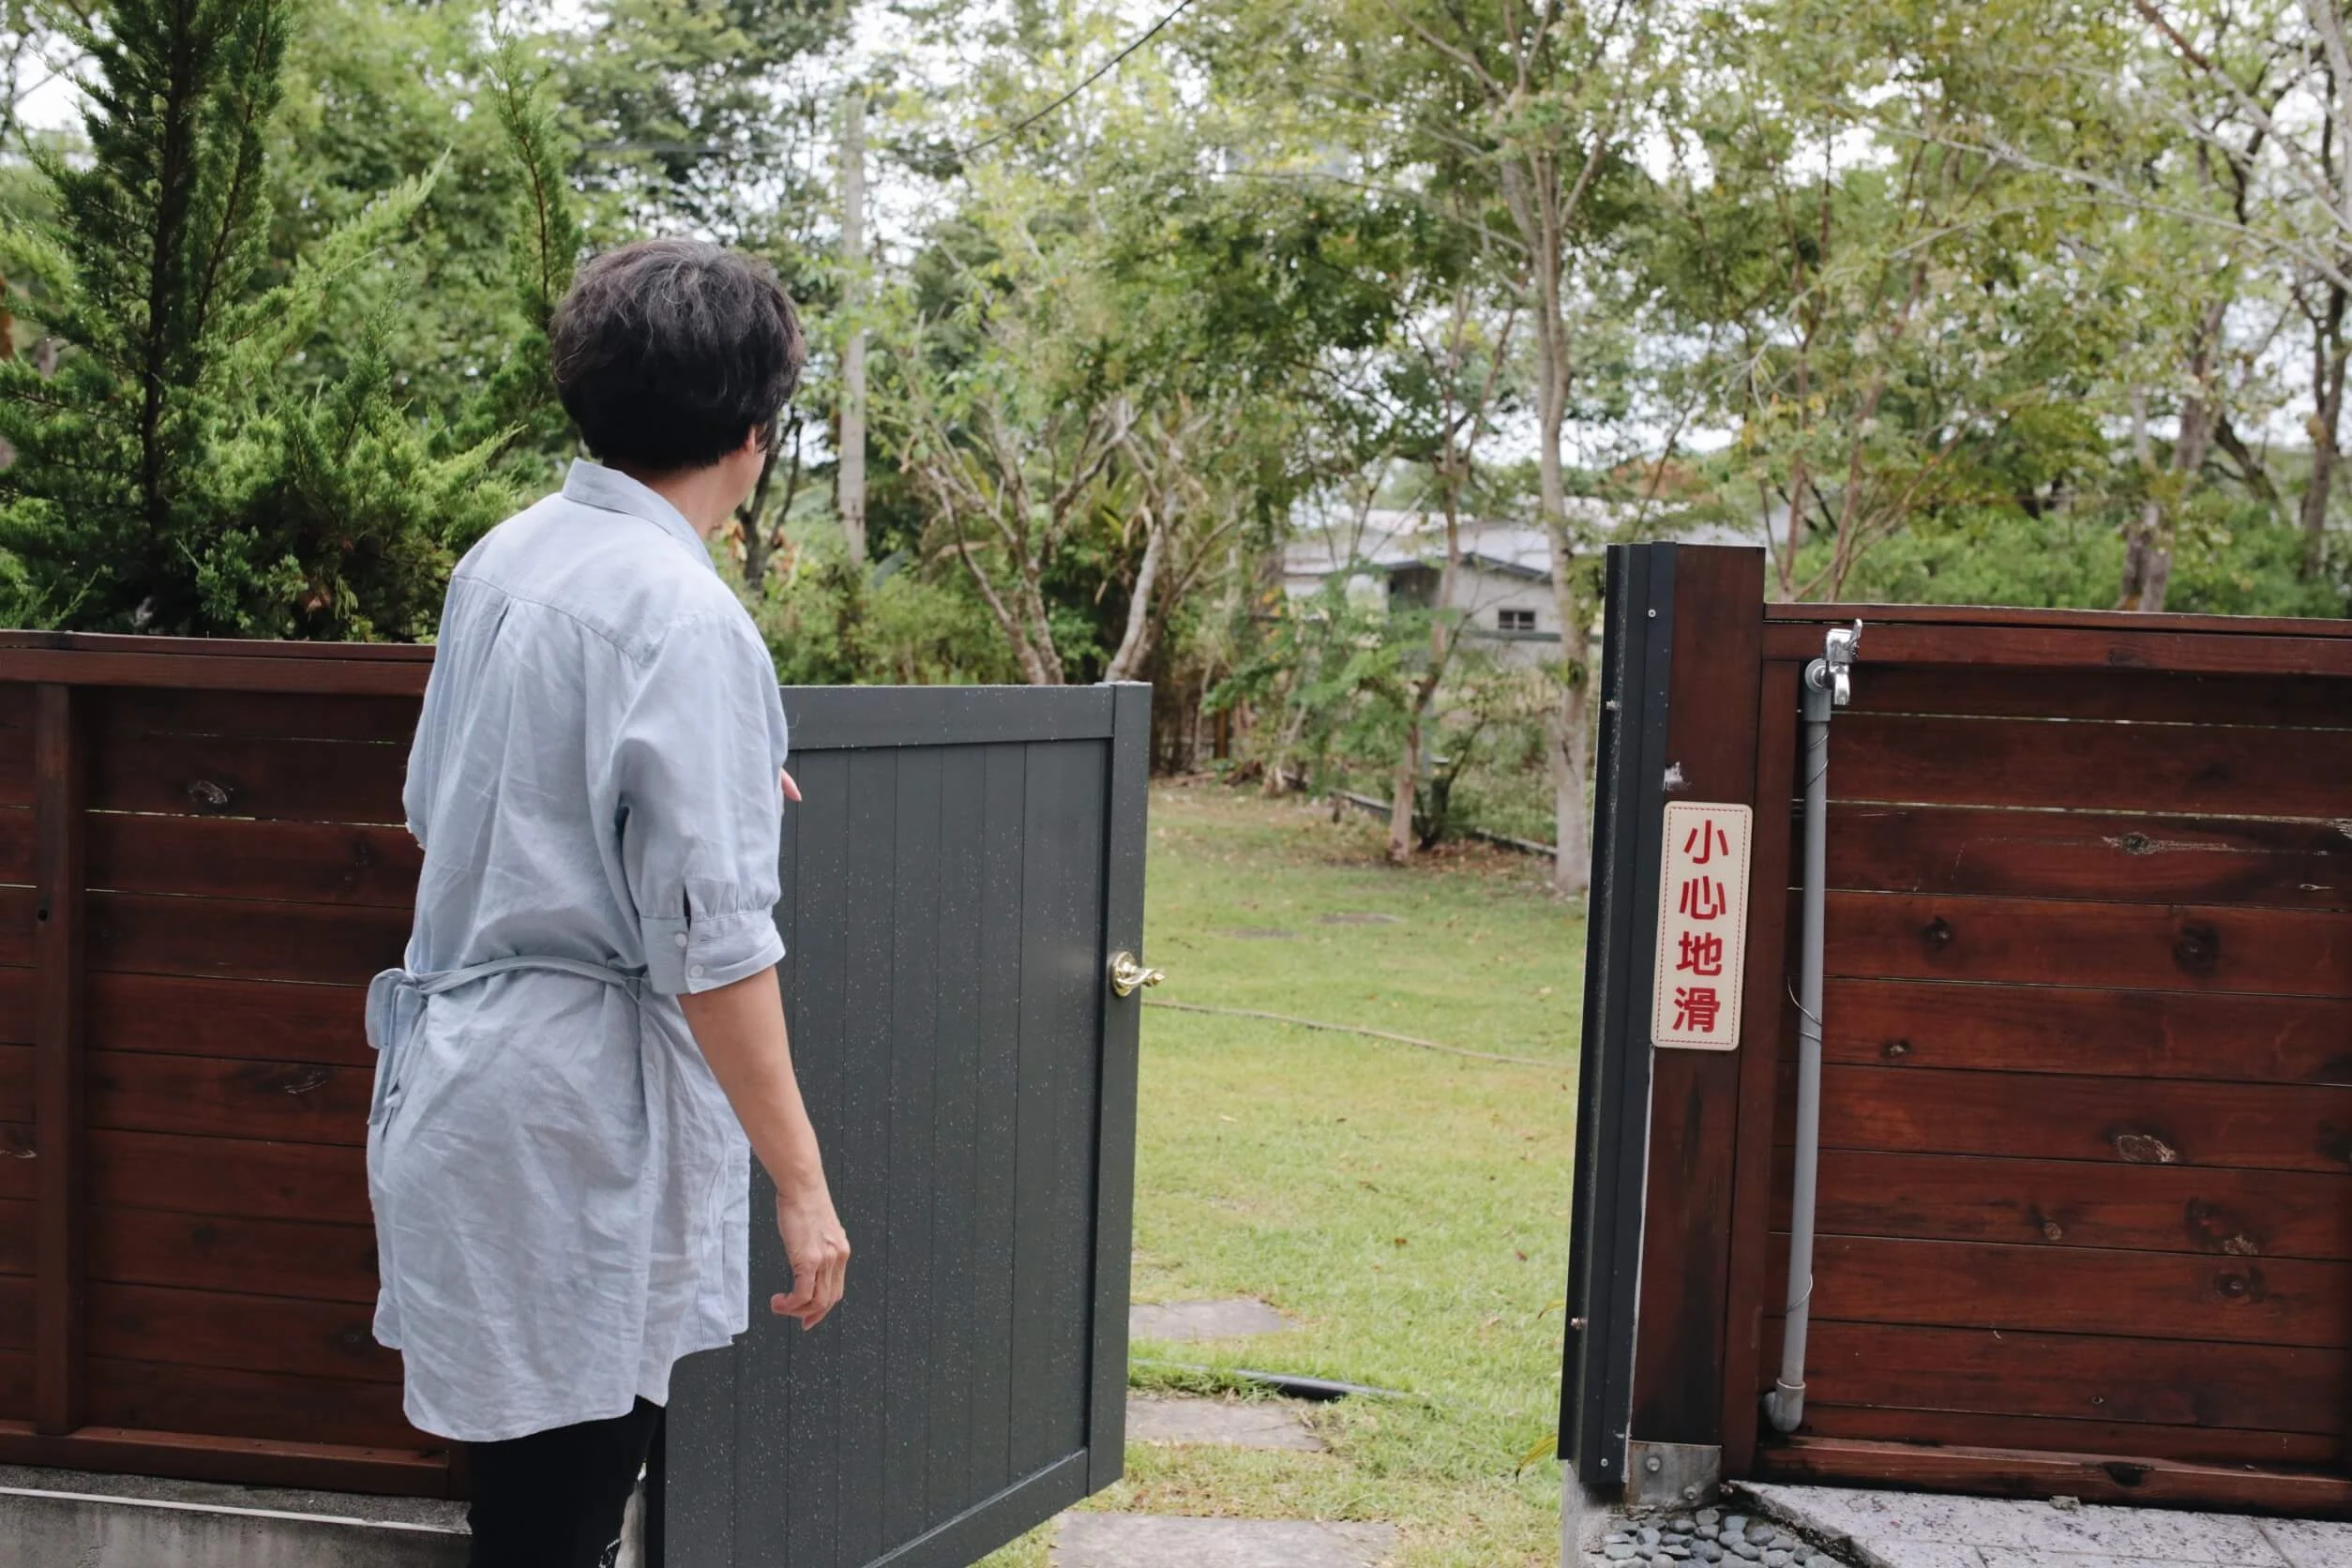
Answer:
[
  {"left": 1719, "top": 659, "right": 1802, "bottom": 1477},
  {"left": 1630, "top": 547, "right": 1766, "bottom": 1448},
  {"left": 777, "top": 747, "right": 852, "bottom": 1568},
  {"left": 967, "top": 744, "right": 1027, "bottom": 1497},
  {"left": 1044, "top": 741, "right": 1106, "bottom": 1460},
  {"left": 32, "top": 683, "right": 85, "bottom": 1436},
  {"left": 1087, "top": 684, "right": 1150, "bottom": 1491},
  {"left": 927, "top": 746, "right": 987, "bottom": 1524},
  {"left": 834, "top": 746, "right": 898, "bottom": 1561},
  {"left": 883, "top": 747, "right": 943, "bottom": 1543},
  {"left": 1010, "top": 742, "right": 1096, "bottom": 1475}
]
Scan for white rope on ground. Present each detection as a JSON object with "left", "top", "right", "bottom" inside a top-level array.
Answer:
[{"left": 1143, "top": 999, "right": 1563, "bottom": 1069}]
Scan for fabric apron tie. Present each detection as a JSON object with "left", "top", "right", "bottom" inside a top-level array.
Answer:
[{"left": 365, "top": 956, "right": 644, "bottom": 1123}]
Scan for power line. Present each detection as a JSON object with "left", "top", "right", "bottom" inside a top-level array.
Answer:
[{"left": 959, "top": 0, "right": 1200, "bottom": 159}]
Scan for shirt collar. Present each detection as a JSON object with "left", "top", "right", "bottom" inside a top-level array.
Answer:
[{"left": 561, "top": 460, "right": 717, "bottom": 572}]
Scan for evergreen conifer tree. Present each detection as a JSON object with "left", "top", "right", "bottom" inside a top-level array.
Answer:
[{"left": 0, "top": 0, "right": 509, "bottom": 638}]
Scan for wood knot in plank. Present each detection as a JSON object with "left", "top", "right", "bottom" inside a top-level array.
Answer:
[
  {"left": 1881, "top": 1039, "right": 1911, "bottom": 1061},
  {"left": 2172, "top": 921, "right": 2222, "bottom": 973},
  {"left": 2102, "top": 1462, "right": 2151, "bottom": 1487},
  {"left": 185, "top": 777, "right": 234, "bottom": 810},
  {"left": 2112, "top": 1131, "right": 2179, "bottom": 1165},
  {"left": 252, "top": 1063, "right": 335, "bottom": 1097},
  {"left": 2184, "top": 1199, "right": 2262, "bottom": 1256},
  {"left": 0, "top": 1127, "right": 34, "bottom": 1159},
  {"left": 1920, "top": 916, "right": 1953, "bottom": 951},
  {"left": 2214, "top": 1265, "right": 2266, "bottom": 1303}
]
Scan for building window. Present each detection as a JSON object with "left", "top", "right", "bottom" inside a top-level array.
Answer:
[{"left": 1498, "top": 608, "right": 1537, "bottom": 633}]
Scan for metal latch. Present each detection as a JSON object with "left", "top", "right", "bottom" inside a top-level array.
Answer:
[
  {"left": 1809, "top": 620, "right": 1862, "bottom": 707},
  {"left": 1108, "top": 952, "right": 1166, "bottom": 998}
]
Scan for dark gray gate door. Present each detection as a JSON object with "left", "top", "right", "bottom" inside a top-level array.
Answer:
[{"left": 652, "top": 683, "right": 1151, "bottom": 1568}]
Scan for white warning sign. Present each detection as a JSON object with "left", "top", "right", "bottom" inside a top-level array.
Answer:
[{"left": 1651, "top": 802, "right": 1753, "bottom": 1051}]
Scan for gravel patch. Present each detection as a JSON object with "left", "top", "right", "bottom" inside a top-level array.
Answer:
[{"left": 1583, "top": 1504, "right": 1859, "bottom": 1568}]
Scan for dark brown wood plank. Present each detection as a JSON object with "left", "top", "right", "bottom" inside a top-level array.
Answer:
[
  {"left": 89, "top": 1205, "right": 373, "bottom": 1304},
  {"left": 1757, "top": 1434, "right": 2352, "bottom": 1515},
  {"left": 0, "top": 649, "right": 430, "bottom": 699},
  {"left": 32, "top": 683, "right": 85, "bottom": 1436},
  {"left": 1827, "top": 892, "right": 2352, "bottom": 999},
  {"left": 87, "top": 727, "right": 407, "bottom": 825},
  {"left": 1762, "top": 620, "right": 2352, "bottom": 677},
  {"left": 0, "top": 1275, "right": 28, "bottom": 1349},
  {"left": 86, "top": 1355, "right": 428, "bottom": 1452},
  {"left": 100, "top": 688, "right": 420, "bottom": 745},
  {"left": 1766, "top": 601, "right": 2352, "bottom": 639},
  {"left": 0, "top": 630, "right": 436, "bottom": 663},
  {"left": 1782, "top": 1149, "right": 2352, "bottom": 1261},
  {"left": 1781, "top": 1063, "right": 2352, "bottom": 1174},
  {"left": 1847, "top": 666, "right": 2352, "bottom": 729},
  {"left": 1721, "top": 658, "right": 1803, "bottom": 1477},
  {"left": 89, "top": 973, "right": 371, "bottom": 1067},
  {"left": 1822, "top": 978, "right": 2352, "bottom": 1085},
  {"left": 1800, "top": 1319, "right": 2345, "bottom": 1434},
  {"left": 0, "top": 1127, "right": 31, "bottom": 1199},
  {"left": 88, "top": 893, "right": 407, "bottom": 986},
  {"left": 0, "top": 970, "right": 23, "bottom": 1048},
  {"left": 0, "top": 1421, "right": 450, "bottom": 1497},
  {"left": 0, "top": 1351, "right": 30, "bottom": 1418},
  {"left": 86, "top": 815, "right": 420, "bottom": 907},
  {"left": 1831, "top": 804, "right": 2352, "bottom": 910},
  {"left": 1632, "top": 545, "right": 1765, "bottom": 1452},
  {"left": 0, "top": 1199, "right": 26, "bottom": 1273},
  {"left": 90, "top": 1131, "right": 369, "bottom": 1226},
  {"left": 1776, "top": 1234, "right": 2350, "bottom": 1348},
  {"left": 90, "top": 1053, "right": 372, "bottom": 1146},
  {"left": 0, "top": 806, "right": 24, "bottom": 884},
  {"left": 0, "top": 1045, "right": 30, "bottom": 1121},
  {"left": 0, "top": 734, "right": 24, "bottom": 811},
  {"left": 0, "top": 887, "right": 26, "bottom": 967},
  {"left": 1796, "top": 1404, "right": 2342, "bottom": 1470},
  {"left": 0, "top": 685, "right": 28, "bottom": 727},
  {"left": 1839, "top": 712, "right": 2352, "bottom": 820},
  {"left": 89, "top": 1283, "right": 397, "bottom": 1383}
]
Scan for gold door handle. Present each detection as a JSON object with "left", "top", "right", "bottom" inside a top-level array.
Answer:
[{"left": 1108, "top": 951, "right": 1166, "bottom": 998}]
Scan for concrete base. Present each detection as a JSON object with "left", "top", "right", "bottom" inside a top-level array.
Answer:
[
  {"left": 1741, "top": 1482, "right": 2352, "bottom": 1568},
  {"left": 0, "top": 1463, "right": 648, "bottom": 1568}
]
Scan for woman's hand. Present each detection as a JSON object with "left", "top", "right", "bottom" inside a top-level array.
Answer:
[
  {"left": 770, "top": 1186, "right": 850, "bottom": 1330},
  {"left": 780, "top": 768, "right": 802, "bottom": 804}
]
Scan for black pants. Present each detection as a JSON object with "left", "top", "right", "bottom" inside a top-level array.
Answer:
[{"left": 465, "top": 1397, "right": 663, "bottom": 1568}]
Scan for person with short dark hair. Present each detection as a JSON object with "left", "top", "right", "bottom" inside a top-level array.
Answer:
[{"left": 368, "top": 239, "right": 849, "bottom": 1568}]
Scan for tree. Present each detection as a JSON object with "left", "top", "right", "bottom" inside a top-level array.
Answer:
[{"left": 0, "top": 0, "right": 507, "bottom": 637}]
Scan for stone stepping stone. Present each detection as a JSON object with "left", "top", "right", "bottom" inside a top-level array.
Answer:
[
  {"left": 1131, "top": 1299, "right": 1292, "bottom": 1342},
  {"left": 1055, "top": 1514, "right": 1396, "bottom": 1567},
  {"left": 1127, "top": 1395, "right": 1324, "bottom": 1453}
]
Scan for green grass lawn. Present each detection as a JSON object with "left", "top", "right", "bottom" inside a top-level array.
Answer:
[{"left": 984, "top": 781, "right": 1584, "bottom": 1567}]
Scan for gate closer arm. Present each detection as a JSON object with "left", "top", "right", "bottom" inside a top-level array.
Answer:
[{"left": 1764, "top": 621, "right": 1860, "bottom": 1436}]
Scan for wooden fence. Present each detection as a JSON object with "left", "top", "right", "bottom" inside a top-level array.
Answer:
[{"left": 1566, "top": 545, "right": 2352, "bottom": 1517}]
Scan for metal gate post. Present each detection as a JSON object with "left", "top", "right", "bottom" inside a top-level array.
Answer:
[{"left": 1559, "top": 543, "right": 1677, "bottom": 1485}]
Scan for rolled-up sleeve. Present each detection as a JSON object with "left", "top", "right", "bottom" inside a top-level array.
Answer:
[{"left": 611, "top": 612, "right": 790, "bottom": 995}]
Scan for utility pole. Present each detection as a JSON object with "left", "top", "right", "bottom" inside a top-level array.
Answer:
[{"left": 837, "top": 86, "right": 868, "bottom": 565}]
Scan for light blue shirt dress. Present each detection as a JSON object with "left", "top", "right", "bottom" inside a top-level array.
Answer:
[{"left": 367, "top": 460, "right": 790, "bottom": 1442}]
